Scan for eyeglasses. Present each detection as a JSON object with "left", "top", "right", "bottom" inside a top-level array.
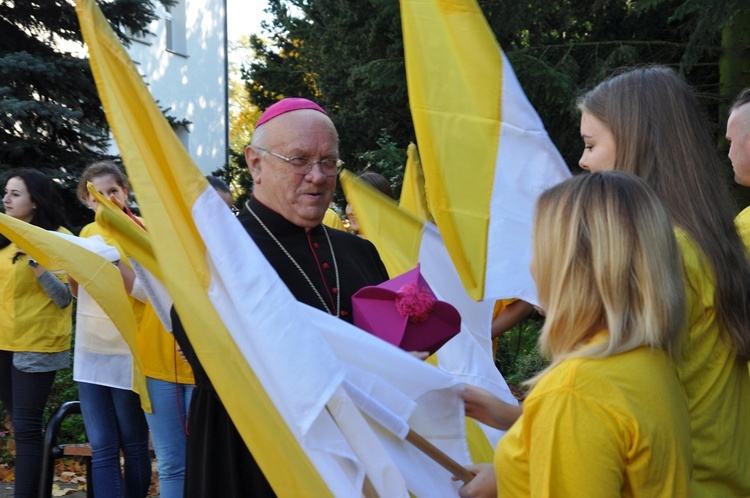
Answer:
[{"left": 254, "top": 147, "right": 343, "bottom": 177}]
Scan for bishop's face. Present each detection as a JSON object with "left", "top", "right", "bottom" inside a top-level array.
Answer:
[{"left": 246, "top": 110, "right": 338, "bottom": 230}]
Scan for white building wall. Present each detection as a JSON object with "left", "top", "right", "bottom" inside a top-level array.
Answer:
[{"left": 111, "top": 0, "right": 228, "bottom": 174}]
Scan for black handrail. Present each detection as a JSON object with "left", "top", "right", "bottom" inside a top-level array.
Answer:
[{"left": 38, "top": 401, "right": 91, "bottom": 498}]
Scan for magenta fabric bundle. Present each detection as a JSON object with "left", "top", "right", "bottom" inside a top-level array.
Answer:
[{"left": 352, "top": 264, "right": 461, "bottom": 355}]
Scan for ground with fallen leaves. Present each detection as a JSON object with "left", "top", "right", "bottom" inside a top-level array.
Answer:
[
  {"left": 0, "top": 457, "right": 160, "bottom": 497},
  {"left": 0, "top": 415, "right": 160, "bottom": 497},
  {"left": 0, "top": 456, "right": 89, "bottom": 497}
]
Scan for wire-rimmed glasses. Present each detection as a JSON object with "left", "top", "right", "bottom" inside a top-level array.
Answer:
[{"left": 254, "top": 146, "right": 343, "bottom": 177}]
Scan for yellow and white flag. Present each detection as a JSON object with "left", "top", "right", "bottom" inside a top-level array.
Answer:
[
  {"left": 88, "top": 186, "right": 160, "bottom": 281},
  {"left": 0, "top": 214, "right": 151, "bottom": 412},
  {"left": 342, "top": 170, "right": 517, "bottom": 463},
  {"left": 401, "top": 0, "right": 571, "bottom": 304},
  {"left": 76, "top": 0, "right": 470, "bottom": 496},
  {"left": 400, "top": 143, "right": 434, "bottom": 223},
  {"left": 86, "top": 186, "right": 174, "bottom": 331}
]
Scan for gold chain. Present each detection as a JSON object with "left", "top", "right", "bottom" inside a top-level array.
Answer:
[{"left": 246, "top": 202, "right": 340, "bottom": 317}]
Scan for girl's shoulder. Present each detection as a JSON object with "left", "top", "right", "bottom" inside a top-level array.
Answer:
[{"left": 79, "top": 222, "right": 103, "bottom": 238}]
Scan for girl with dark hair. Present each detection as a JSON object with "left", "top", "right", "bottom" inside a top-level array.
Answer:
[{"left": 0, "top": 168, "right": 73, "bottom": 498}]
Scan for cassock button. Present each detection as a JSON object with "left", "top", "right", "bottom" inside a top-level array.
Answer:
[
  {"left": 323, "top": 262, "right": 330, "bottom": 269},
  {"left": 332, "top": 287, "right": 339, "bottom": 294},
  {"left": 340, "top": 310, "right": 348, "bottom": 317},
  {"left": 313, "top": 242, "right": 321, "bottom": 249}
]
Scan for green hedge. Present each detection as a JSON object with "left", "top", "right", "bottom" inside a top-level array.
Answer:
[{"left": 495, "top": 311, "right": 549, "bottom": 391}]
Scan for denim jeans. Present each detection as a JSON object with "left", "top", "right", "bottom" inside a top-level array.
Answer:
[
  {"left": 0, "top": 351, "right": 56, "bottom": 498},
  {"left": 144, "top": 377, "right": 193, "bottom": 498},
  {"left": 78, "top": 382, "right": 151, "bottom": 498}
]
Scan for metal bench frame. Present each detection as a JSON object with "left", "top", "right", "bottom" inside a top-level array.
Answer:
[{"left": 39, "top": 401, "right": 93, "bottom": 498}]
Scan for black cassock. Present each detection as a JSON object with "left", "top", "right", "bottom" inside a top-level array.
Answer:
[{"left": 173, "top": 195, "right": 389, "bottom": 497}]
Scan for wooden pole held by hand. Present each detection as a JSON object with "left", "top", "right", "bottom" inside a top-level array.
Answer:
[{"left": 405, "top": 429, "right": 474, "bottom": 483}]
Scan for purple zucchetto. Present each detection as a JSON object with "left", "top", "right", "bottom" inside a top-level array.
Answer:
[
  {"left": 351, "top": 264, "right": 461, "bottom": 355},
  {"left": 255, "top": 98, "right": 328, "bottom": 128}
]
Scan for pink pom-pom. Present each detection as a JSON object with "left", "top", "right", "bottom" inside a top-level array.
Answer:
[{"left": 395, "top": 282, "right": 436, "bottom": 323}]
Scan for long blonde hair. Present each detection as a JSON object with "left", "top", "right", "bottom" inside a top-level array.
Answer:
[
  {"left": 529, "top": 172, "right": 685, "bottom": 385},
  {"left": 578, "top": 65, "right": 750, "bottom": 359}
]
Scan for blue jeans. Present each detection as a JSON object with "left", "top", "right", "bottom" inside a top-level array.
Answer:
[
  {"left": 0, "top": 351, "right": 56, "bottom": 498},
  {"left": 144, "top": 377, "right": 193, "bottom": 498},
  {"left": 78, "top": 382, "right": 151, "bottom": 498}
]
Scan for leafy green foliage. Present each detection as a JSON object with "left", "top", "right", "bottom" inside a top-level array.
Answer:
[
  {"left": 245, "top": 0, "right": 413, "bottom": 173},
  {"left": 634, "top": 0, "right": 747, "bottom": 71},
  {"left": 242, "top": 0, "right": 746, "bottom": 186},
  {"left": 212, "top": 149, "right": 254, "bottom": 208},
  {"left": 352, "top": 130, "right": 406, "bottom": 199},
  {"left": 0, "top": 0, "right": 173, "bottom": 227},
  {"left": 494, "top": 312, "right": 548, "bottom": 388},
  {"left": 46, "top": 365, "right": 86, "bottom": 446}
]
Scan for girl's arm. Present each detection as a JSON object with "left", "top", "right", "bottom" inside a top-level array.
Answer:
[
  {"left": 30, "top": 260, "right": 72, "bottom": 308},
  {"left": 461, "top": 385, "right": 523, "bottom": 430}
]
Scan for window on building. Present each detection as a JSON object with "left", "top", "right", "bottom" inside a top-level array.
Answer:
[{"left": 165, "top": 0, "right": 187, "bottom": 56}]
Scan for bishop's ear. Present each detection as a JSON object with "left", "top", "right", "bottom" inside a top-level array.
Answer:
[{"left": 245, "top": 146, "right": 262, "bottom": 183}]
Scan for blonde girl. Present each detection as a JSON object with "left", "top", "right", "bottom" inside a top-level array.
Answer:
[{"left": 459, "top": 172, "right": 691, "bottom": 497}]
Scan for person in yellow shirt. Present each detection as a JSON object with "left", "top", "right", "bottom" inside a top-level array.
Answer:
[
  {"left": 73, "top": 162, "right": 151, "bottom": 498},
  {"left": 490, "top": 299, "right": 533, "bottom": 340},
  {"left": 726, "top": 87, "right": 750, "bottom": 245},
  {"left": 75, "top": 161, "right": 195, "bottom": 498},
  {"left": 0, "top": 169, "right": 73, "bottom": 498},
  {"left": 726, "top": 87, "right": 750, "bottom": 191},
  {"left": 345, "top": 171, "right": 394, "bottom": 236},
  {"left": 575, "top": 66, "right": 750, "bottom": 497},
  {"left": 459, "top": 172, "right": 691, "bottom": 497},
  {"left": 322, "top": 207, "right": 346, "bottom": 231}
]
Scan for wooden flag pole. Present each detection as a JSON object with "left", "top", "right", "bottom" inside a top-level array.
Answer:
[
  {"left": 336, "top": 379, "right": 476, "bottom": 485},
  {"left": 361, "top": 476, "right": 379, "bottom": 498},
  {"left": 405, "top": 429, "right": 475, "bottom": 483}
]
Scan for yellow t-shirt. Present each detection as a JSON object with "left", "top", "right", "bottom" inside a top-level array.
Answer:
[
  {"left": 0, "top": 227, "right": 73, "bottom": 352},
  {"left": 491, "top": 298, "right": 517, "bottom": 354},
  {"left": 495, "top": 340, "right": 691, "bottom": 497},
  {"left": 81, "top": 221, "right": 193, "bottom": 385},
  {"left": 674, "top": 229, "right": 750, "bottom": 496},
  {"left": 322, "top": 208, "right": 345, "bottom": 231},
  {"left": 492, "top": 299, "right": 516, "bottom": 320},
  {"left": 735, "top": 205, "right": 750, "bottom": 248},
  {"left": 137, "top": 301, "right": 194, "bottom": 384}
]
